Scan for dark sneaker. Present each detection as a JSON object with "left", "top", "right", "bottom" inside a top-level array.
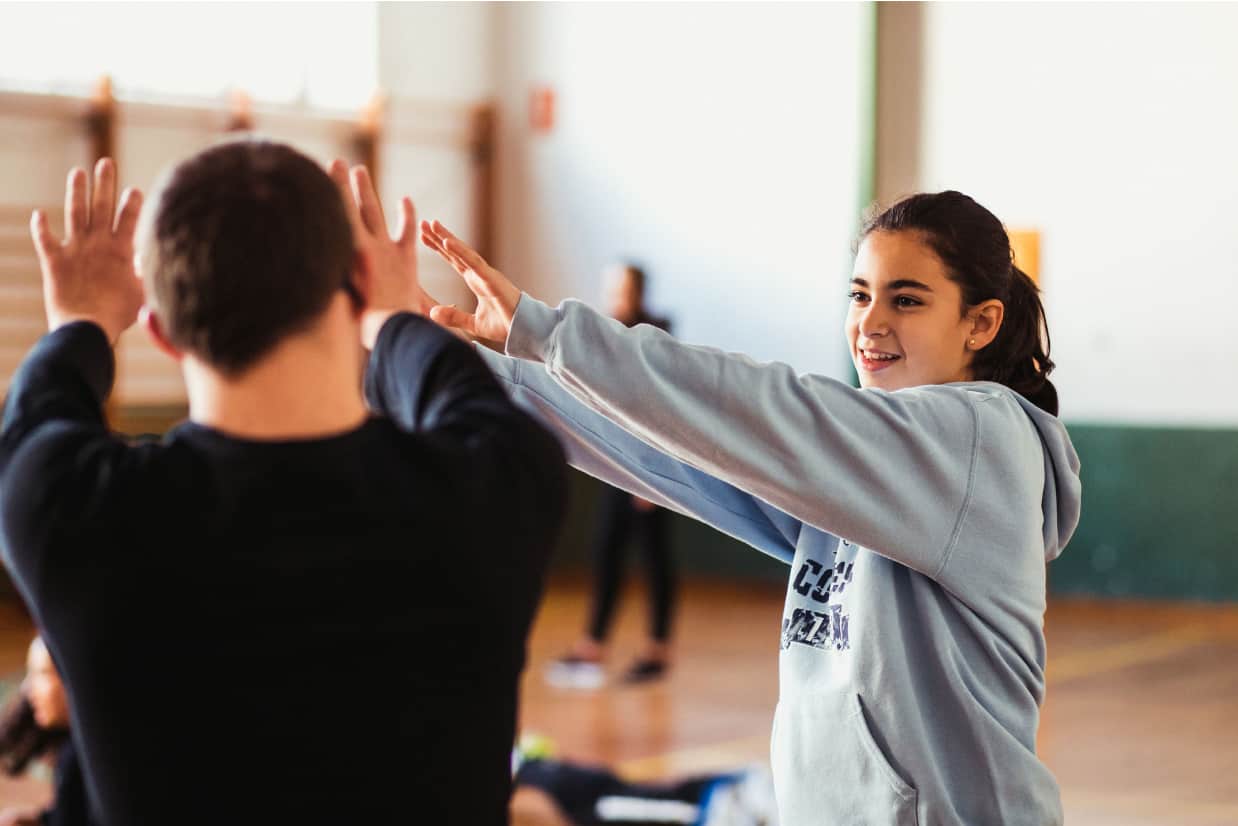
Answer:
[{"left": 621, "top": 657, "right": 669, "bottom": 684}]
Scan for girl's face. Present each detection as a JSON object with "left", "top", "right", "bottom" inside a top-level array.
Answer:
[
  {"left": 847, "top": 230, "right": 994, "bottom": 392},
  {"left": 22, "top": 638, "right": 69, "bottom": 729}
]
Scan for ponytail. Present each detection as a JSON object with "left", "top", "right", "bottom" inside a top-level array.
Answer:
[{"left": 973, "top": 266, "right": 1057, "bottom": 415}]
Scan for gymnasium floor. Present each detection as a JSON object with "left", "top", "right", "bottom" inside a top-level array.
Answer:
[{"left": 2, "top": 578, "right": 1236, "bottom": 823}]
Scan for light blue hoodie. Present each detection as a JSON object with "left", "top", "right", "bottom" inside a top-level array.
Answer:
[{"left": 484, "top": 295, "right": 1082, "bottom": 826}]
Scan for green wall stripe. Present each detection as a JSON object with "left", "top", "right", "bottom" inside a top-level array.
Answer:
[
  {"left": 1053, "top": 423, "right": 1238, "bottom": 601},
  {"left": 843, "top": 0, "right": 878, "bottom": 389},
  {"left": 554, "top": 421, "right": 1238, "bottom": 604}
]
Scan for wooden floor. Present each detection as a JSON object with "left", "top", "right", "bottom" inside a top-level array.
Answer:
[{"left": 3, "top": 578, "right": 1237, "bottom": 823}]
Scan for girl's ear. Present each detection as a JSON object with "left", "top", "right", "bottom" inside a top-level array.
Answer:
[{"left": 968, "top": 299, "right": 1005, "bottom": 350}]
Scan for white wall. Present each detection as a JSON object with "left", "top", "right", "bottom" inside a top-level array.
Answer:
[
  {"left": 494, "top": 2, "right": 873, "bottom": 376},
  {"left": 376, "top": 0, "right": 497, "bottom": 311},
  {"left": 0, "top": 2, "right": 379, "bottom": 109},
  {"left": 908, "top": 3, "right": 1238, "bottom": 426},
  {"left": 0, "top": 1, "right": 493, "bottom": 404},
  {"left": 378, "top": 2, "right": 495, "bottom": 104}
]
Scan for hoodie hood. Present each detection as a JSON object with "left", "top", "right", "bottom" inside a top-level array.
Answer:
[{"left": 1011, "top": 394, "right": 1082, "bottom": 561}]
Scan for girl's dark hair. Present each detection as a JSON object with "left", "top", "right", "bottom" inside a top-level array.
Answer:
[
  {"left": 861, "top": 191, "right": 1058, "bottom": 415},
  {"left": 0, "top": 692, "right": 65, "bottom": 775}
]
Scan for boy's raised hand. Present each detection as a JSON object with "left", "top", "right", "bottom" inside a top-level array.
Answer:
[
  {"left": 419, "top": 220, "right": 521, "bottom": 345},
  {"left": 327, "top": 160, "right": 438, "bottom": 348},
  {"left": 30, "top": 158, "right": 144, "bottom": 345}
]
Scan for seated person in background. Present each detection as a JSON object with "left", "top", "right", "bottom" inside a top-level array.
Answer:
[
  {"left": 0, "top": 142, "right": 566, "bottom": 824},
  {"left": 0, "top": 637, "right": 92, "bottom": 826},
  {"left": 510, "top": 740, "right": 776, "bottom": 826}
]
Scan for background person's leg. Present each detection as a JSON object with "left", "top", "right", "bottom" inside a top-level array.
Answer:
[
  {"left": 548, "top": 487, "right": 636, "bottom": 688},
  {"left": 586, "top": 488, "right": 638, "bottom": 645},
  {"left": 623, "top": 506, "right": 676, "bottom": 682}
]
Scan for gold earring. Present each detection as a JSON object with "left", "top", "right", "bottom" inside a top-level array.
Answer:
[{"left": 969, "top": 338, "right": 976, "bottom": 347}]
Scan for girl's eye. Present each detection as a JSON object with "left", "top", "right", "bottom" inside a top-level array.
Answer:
[
  {"left": 895, "top": 295, "right": 923, "bottom": 308},
  {"left": 847, "top": 291, "right": 869, "bottom": 303}
]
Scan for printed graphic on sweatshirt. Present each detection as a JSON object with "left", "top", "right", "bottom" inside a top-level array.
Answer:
[
  {"left": 781, "top": 605, "right": 850, "bottom": 651},
  {"left": 781, "top": 543, "right": 855, "bottom": 653}
]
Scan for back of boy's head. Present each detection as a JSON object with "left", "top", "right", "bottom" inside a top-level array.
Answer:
[{"left": 140, "top": 139, "right": 355, "bottom": 376}]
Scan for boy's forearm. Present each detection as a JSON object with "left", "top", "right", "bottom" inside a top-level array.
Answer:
[
  {"left": 365, "top": 312, "right": 516, "bottom": 432},
  {"left": 1, "top": 321, "right": 114, "bottom": 449}
]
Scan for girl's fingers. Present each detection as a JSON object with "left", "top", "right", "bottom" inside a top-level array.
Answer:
[
  {"left": 425, "top": 222, "right": 490, "bottom": 279},
  {"left": 65, "top": 167, "right": 89, "bottom": 239},
  {"left": 419, "top": 221, "right": 449, "bottom": 255},
  {"left": 429, "top": 304, "right": 477, "bottom": 335},
  {"left": 420, "top": 225, "right": 470, "bottom": 275},
  {"left": 444, "top": 236, "right": 493, "bottom": 278},
  {"left": 461, "top": 266, "right": 498, "bottom": 300},
  {"left": 91, "top": 158, "right": 117, "bottom": 233},
  {"left": 432, "top": 221, "right": 492, "bottom": 273},
  {"left": 113, "top": 188, "right": 144, "bottom": 241}
]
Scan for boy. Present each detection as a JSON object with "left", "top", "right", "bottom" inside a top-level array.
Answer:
[{"left": 0, "top": 141, "right": 565, "bottom": 824}]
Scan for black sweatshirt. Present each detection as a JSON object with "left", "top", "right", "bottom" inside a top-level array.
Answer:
[{"left": 0, "top": 314, "right": 567, "bottom": 826}]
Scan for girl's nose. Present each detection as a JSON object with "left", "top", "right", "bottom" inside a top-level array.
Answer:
[{"left": 859, "top": 305, "right": 890, "bottom": 338}]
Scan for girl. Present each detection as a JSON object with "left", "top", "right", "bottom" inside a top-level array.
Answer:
[
  {"left": 0, "top": 637, "right": 92, "bottom": 826},
  {"left": 420, "top": 191, "right": 1081, "bottom": 825}
]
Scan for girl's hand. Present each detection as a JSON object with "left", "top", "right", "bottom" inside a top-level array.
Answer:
[{"left": 419, "top": 220, "right": 521, "bottom": 344}]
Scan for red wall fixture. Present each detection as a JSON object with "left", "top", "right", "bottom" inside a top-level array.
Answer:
[{"left": 530, "top": 86, "right": 555, "bottom": 133}]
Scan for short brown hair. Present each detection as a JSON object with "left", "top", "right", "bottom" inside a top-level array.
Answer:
[{"left": 142, "top": 140, "right": 355, "bottom": 375}]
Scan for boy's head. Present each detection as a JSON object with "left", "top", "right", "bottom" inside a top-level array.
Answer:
[{"left": 137, "top": 139, "right": 357, "bottom": 376}]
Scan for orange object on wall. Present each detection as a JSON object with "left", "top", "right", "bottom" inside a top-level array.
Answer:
[
  {"left": 1008, "top": 228, "right": 1041, "bottom": 285},
  {"left": 530, "top": 86, "right": 555, "bottom": 133}
]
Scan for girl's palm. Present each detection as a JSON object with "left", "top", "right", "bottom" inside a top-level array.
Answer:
[{"left": 420, "top": 221, "right": 520, "bottom": 344}]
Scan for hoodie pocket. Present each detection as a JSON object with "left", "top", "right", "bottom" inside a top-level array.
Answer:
[
  {"left": 771, "top": 693, "right": 918, "bottom": 825},
  {"left": 850, "top": 694, "right": 918, "bottom": 813}
]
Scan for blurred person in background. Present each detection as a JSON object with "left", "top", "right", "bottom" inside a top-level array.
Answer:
[
  {"left": 548, "top": 264, "right": 678, "bottom": 689},
  {"left": 510, "top": 738, "right": 776, "bottom": 826},
  {"left": 0, "top": 637, "right": 92, "bottom": 826}
]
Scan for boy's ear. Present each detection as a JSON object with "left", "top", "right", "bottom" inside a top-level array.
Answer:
[
  {"left": 346, "top": 248, "right": 374, "bottom": 316},
  {"left": 141, "top": 306, "right": 183, "bottom": 362}
]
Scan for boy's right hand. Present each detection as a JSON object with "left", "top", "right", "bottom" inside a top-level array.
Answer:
[{"left": 328, "top": 160, "right": 438, "bottom": 348}]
